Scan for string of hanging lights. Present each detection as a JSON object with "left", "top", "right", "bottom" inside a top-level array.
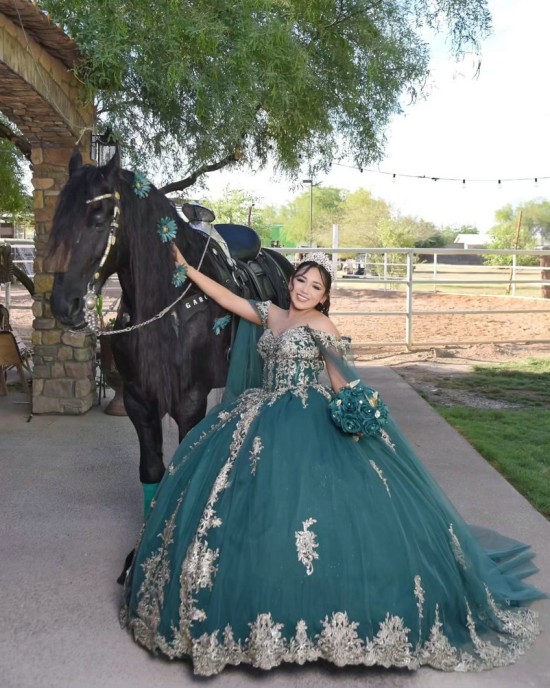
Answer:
[{"left": 333, "top": 162, "right": 548, "bottom": 188}]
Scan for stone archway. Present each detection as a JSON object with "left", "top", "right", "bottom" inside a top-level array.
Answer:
[{"left": 0, "top": 0, "right": 95, "bottom": 413}]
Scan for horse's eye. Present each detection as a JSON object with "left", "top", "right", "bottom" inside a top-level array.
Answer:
[{"left": 88, "top": 204, "right": 112, "bottom": 230}]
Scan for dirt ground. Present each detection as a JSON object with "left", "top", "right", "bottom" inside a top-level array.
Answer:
[
  {"left": 329, "top": 287, "right": 550, "bottom": 409},
  {"left": 6, "top": 285, "right": 550, "bottom": 407}
]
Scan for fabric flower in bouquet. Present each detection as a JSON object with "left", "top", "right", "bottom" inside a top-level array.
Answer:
[{"left": 328, "top": 379, "right": 388, "bottom": 440}]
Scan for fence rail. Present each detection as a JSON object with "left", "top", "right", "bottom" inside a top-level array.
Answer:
[
  {"left": 3, "top": 245, "right": 550, "bottom": 350},
  {"left": 277, "top": 247, "right": 550, "bottom": 349}
]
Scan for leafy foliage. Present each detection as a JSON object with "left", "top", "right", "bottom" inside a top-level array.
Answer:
[
  {"left": 0, "top": 136, "right": 30, "bottom": 215},
  {"left": 39, "top": 0, "right": 491, "bottom": 181},
  {"left": 206, "top": 187, "right": 258, "bottom": 226},
  {"left": 486, "top": 200, "right": 550, "bottom": 266},
  {"left": 278, "top": 186, "right": 346, "bottom": 246},
  {"left": 181, "top": 186, "right": 274, "bottom": 244},
  {"left": 263, "top": 185, "right": 443, "bottom": 252}
]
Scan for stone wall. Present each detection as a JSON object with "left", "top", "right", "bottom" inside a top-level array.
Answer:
[
  {"left": 1, "top": 3, "right": 96, "bottom": 414},
  {"left": 31, "top": 146, "right": 97, "bottom": 414}
]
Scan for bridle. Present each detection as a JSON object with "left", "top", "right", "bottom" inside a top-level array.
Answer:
[
  {"left": 81, "top": 191, "right": 121, "bottom": 332},
  {"left": 78, "top": 190, "right": 211, "bottom": 336}
]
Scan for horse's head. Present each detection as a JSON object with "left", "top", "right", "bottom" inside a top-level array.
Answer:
[{"left": 47, "top": 149, "right": 122, "bottom": 329}]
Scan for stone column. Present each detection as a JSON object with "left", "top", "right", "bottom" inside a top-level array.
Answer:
[{"left": 31, "top": 145, "right": 96, "bottom": 414}]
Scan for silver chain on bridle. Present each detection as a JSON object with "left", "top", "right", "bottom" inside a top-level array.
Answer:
[{"left": 79, "top": 191, "right": 211, "bottom": 337}]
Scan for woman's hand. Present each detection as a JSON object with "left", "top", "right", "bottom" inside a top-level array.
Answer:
[{"left": 172, "top": 243, "right": 188, "bottom": 268}]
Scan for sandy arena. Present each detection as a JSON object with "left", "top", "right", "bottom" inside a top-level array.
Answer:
[{"left": 5, "top": 285, "right": 550, "bottom": 368}]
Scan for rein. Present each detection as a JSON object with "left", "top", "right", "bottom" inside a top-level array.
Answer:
[{"left": 78, "top": 190, "right": 211, "bottom": 337}]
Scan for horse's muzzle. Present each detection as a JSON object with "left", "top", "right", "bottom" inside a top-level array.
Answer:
[{"left": 50, "top": 273, "right": 87, "bottom": 328}]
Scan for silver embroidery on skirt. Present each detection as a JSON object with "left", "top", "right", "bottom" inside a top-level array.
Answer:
[
  {"left": 295, "top": 517, "right": 319, "bottom": 575},
  {"left": 249, "top": 436, "right": 264, "bottom": 475}
]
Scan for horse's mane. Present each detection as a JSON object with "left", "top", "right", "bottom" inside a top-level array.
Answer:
[{"left": 116, "top": 170, "right": 219, "bottom": 413}]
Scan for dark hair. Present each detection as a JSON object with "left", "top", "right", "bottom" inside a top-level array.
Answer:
[{"left": 291, "top": 261, "right": 332, "bottom": 315}]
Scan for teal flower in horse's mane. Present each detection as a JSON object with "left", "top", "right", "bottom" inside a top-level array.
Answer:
[
  {"left": 172, "top": 263, "right": 188, "bottom": 287},
  {"left": 133, "top": 171, "right": 151, "bottom": 198},
  {"left": 157, "top": 217, "right": 178, "bottom": 242},
  {"left": 213, "top": 314, "right": 231, "bottom": 335}
]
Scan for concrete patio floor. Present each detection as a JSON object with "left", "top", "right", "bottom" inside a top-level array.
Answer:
[{"left": 0, "top": 366, "right": 548, "bottom": 688}]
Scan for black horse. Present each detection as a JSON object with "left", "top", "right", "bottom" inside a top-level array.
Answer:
[{"left": 48, "top": 150, "right": 292, "bottom": 499}]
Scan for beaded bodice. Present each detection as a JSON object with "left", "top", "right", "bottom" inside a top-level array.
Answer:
[
  {"left": 258, "top": 327, "right": 325, "bottom": 392},
  {"left": 255, "top": 301, "right": 348, "bottom": 394}
]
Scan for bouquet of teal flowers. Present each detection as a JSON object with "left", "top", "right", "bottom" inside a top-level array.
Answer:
[{"left": 328, "top": 380, "right": 388, "bottom": 439}]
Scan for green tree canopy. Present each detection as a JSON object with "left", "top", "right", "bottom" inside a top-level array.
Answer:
[
  {"left": 339, "top": 188, "right": 391, "bottom": 246},
  {"left": 486, "top": 200, "right": 550, "bottom": 266},
  {"left": 0, "top": 136, "right": 30, "bottom": 215},
  {"left": 262, "top": 185, "right": 452, "bottom": 251},
  {"left": 184, "top": 186, "right": 276, "bottom": 245},
  {"left": 275, "top": 186, "right": 346, "bottom": 246},
  {"left": 205, "top": 187, "right": 257, "bottom": 226},
  {"left": 38, "top": 0, "right": 491, "bottom": 187}
]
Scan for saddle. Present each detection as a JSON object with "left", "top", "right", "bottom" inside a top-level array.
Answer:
[
  {"left": 181, "top": 202, "right": 291, "bottom": 307},
  {"left": 215, "top": 224, "right": 290, "bottom": 307}
]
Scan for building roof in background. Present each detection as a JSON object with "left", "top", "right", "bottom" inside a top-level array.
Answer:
[{"left": 454, "top": 234, "right": 485, "bottom": 245}]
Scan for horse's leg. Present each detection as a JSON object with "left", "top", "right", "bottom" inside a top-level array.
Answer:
[
  {"left": 123, "top": 382, "right": 165, "bottom": 514},
  {"left": 174, "top": 382, "right": 210, "bottom": 443},
  {"left": 116, "top": 382, "right": 164, "bottom": 585}
]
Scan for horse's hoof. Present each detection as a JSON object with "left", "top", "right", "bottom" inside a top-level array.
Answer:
[{"left": 117, "top": 549, "right": 135, "bottom": 585}]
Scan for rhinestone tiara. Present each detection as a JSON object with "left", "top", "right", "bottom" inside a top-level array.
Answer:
[{"left": 304, "top": 252, "right": 333, "bottom": 273}]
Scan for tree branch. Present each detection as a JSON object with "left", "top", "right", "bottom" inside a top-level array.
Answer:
[
  {"left": 0, "top": 122, "right": 32, "bottom": 161},
  {"left": 159, "top": 151, "right": 240, "bottom": 194},
  {"left": 324, "top": 0, "right": 385, "bottom": 31}
]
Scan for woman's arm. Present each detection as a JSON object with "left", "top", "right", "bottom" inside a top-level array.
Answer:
[
  {"left": 325, "top": 356, "right": 348, "bottom": 393},
  {"left": 172, "top": 245, "right": 261, "bottom": 324},
  {"left": 310, "top": 318, "right": 350, "bottom": 393}
]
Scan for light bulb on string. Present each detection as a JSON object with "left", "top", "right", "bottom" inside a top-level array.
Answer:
[
  {"left": 392, "top": 173, "right": 396, "bottom": 183},
  {"left": 534, "top": 177, "right": 539, "bottom": 188},
  {"left": 498, "top": 179, "right": 502, "bottom": 189},
  {"left": 462, "top": 179, "right": 466, "bottom": 190}
]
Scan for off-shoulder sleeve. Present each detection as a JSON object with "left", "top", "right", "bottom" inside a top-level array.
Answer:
[
  {"left": 314, "top": 330, "right": 352, "bottom": 357},
  {"left": 253, "top": 300, "right": 272, "bottom": 329}
]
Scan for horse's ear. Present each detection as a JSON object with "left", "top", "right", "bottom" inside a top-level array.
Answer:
[
  {"left": 103, "top": 147, "right": 121, "bottom": 183},
  {"left": 69, "top": 149, "right": 82, "bottom": 177}
]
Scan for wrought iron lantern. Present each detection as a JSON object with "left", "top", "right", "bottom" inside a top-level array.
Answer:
[{"left": 91, "top": 127, "right": 118, "bottom": 166}]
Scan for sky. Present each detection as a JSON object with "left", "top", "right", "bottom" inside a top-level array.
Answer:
[{"left": 201, "top": 0, "right": 550, "bottom": 237}]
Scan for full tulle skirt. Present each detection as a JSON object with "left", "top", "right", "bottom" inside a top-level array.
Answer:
[{"left": 122, "top": 384, "right": 544, "bottom": 676}]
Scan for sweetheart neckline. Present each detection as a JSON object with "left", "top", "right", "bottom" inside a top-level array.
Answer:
[{"left": 265, "top": 325, "right": 337, "bottom": 340}]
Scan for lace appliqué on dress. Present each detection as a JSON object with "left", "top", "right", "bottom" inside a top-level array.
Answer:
[
  {"left": 126, "top": 494, "right": 184, "bottom": 649},
  {"left": 369, "top": 459, "right": 391, "bottom": 497},
  {"left": 126, "top": 567, "right": 541, "bottom": 676},
  {"left": 449, "top": 523, "right": 468, "bottom": 570},
  {"left": 254, "top": 300, "right": 271, "bottom": 328},
  {"left": 295, "top": 517, "right": 319, "bottom": 575},
  {"left": 249, "top": 436, "right": 263, "bottom": 475}
]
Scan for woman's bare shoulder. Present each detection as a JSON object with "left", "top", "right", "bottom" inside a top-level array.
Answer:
[{"left": 309, "top": 313, "right": 341, "bottom": 338}]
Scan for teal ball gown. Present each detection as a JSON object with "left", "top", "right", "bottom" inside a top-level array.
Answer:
[{"left": 122, "top": 301, "right": 545, "bottom": 676}]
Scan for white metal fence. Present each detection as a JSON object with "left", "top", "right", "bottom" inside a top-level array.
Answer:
[
  {"left": 279, "top": 247, "right": 550, "bottom": 349},
  {"left": 3, "top": 244, "right": 550, "bottom": 350}
]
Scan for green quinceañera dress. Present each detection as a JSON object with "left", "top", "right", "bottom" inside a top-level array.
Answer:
[{"left": 122, "top": 301, "right": 545, "bottom": 676}]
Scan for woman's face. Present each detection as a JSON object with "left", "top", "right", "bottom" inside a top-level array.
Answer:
[{"left": 289, "top": 266, "right": 327, "bottom": 311}]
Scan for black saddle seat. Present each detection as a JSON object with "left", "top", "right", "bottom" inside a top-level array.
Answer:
[{"left": 215, "top": 224, "right": 261, "bottom": 262}]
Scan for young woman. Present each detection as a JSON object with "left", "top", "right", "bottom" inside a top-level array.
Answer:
[{"left": 122, "top": 250, "right": 544, "bottom": 677}]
